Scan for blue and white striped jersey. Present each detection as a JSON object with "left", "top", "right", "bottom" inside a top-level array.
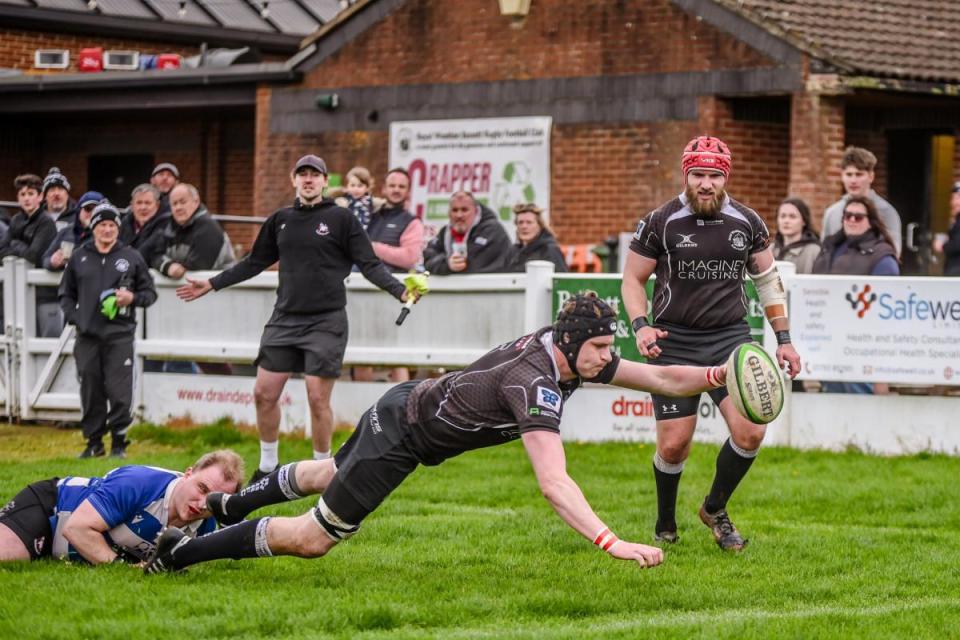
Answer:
[{"left": 51, "top": 465, "right": 215, "bottom": 562}]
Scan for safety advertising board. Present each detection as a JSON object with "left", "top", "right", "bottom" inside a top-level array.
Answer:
[{"left": 790, "top": 275, "right": 960, "bottom": 385}]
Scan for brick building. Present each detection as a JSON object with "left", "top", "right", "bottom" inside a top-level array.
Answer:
[{"left": 2, "top": 0, "right": 958, "bottom": 272}]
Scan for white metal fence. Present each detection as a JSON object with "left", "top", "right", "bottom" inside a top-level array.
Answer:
[{"left": 3, "top": 256, "right": 958, "bottom": 455}]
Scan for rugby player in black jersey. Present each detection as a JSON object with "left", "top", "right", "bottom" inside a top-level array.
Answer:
[
  {"left": 145, "top": 293, "right": 730, "bottom": 574},
  {"left": 175, "top": 155, "right": 415, "bottom": 484},
  {"left": 622, "top": 136, "right": 801, "bottom": 551}
]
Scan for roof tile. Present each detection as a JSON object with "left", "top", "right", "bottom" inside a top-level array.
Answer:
[{"left": 717, "top": 0, "right": 960, "bottom": 83}]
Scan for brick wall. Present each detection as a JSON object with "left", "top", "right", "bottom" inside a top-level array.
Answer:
[
  {"left": 699, "top": 97, "right": 791, "bottom": 232},
  {"left": 550, "top": 121, "right": 696, "bottom": 243},
  {"left": 787, "top": 92, "right": 846, "bottom": 229},
  {"left": 256, "top": 0, "right": 782, "bottom": 244},
  {"left": 0, "top": 27, "right": 199, "bottom": 72},
  {"left": 303, "top": 0, "right": 774, "bottom": 88}
]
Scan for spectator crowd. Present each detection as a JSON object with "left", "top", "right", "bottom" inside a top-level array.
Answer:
[{"left": 0, "top": 143, "right": 956, "bottom": 396}]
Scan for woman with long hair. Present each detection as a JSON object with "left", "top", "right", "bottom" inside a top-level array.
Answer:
[
  {"left": 506, "top": 203, "right": 567, "bottom": 272},
  {"left": 772, "top": 197, "right": 820, "bottom": 274}
]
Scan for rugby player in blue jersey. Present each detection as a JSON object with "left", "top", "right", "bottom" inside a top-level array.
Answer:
[{"left": 0, "top": 450, "right": 243, "bottom": 564}]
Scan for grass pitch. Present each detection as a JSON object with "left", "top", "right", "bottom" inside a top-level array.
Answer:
[{"left": 1, "top": 420, "right": 958, "bottom": 639}]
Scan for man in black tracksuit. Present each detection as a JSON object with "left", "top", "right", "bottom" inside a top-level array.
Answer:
[
  {"left": 176, "top": 155, "right": 412, "bottom": 483},
  {"left": 59, "top": 202, "right": 157, "bottom": 459}
]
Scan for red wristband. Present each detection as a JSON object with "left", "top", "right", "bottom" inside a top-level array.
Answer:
[
  {"left": 705, "top": 366, "right": 724, "bottom": 389},
  {"left": 593, "top": 526, "right": 619, "bottom": 552}
]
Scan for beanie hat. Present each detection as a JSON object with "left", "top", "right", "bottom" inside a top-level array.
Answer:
[
  {"left": 90, "top": 201, "right": 121, "bottom": 229},
  {"left": 681, "top": 136, "right": 732, "bottom": 179},
  {"left": 552, "top": 292, "right": 618, "bottom": 376},
  {"left": 42, "top": 167, "right": 71, "bottom": 194}
]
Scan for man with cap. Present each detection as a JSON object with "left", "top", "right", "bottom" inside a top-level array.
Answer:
[
  {"left": 150, "top": 162, "right": 180, "bottom": 216},
  {"left": 933, "top": 181, "right": 960, "bottom": 276},
  {"left": 59, "top": 201, "right": 157, "bottom": 459},
  {"left": 144, "top": 292, "right": 730, "bottom": 574},
  {"left": 40, "top": 167, "right": 79, "bottom": 232},
  {"left": 622, "top": 136, "right": 801, "bottom": 551},
  {"left": 175, "top": 154, "right": 420, "bottom": 485}
]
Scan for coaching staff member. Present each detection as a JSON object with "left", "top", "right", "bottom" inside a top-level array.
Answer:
[
  {"left": 176, "top": 155, "right": 413, "bottom": 483},
  {"left": 145, "top": 293, "right": 731, "bottom": 574},
  {"left": 622, "top": 136, "right": 801, "bottom": 551},
  {"left": 59, "top": 202, "right": 157, "bottom": 459}
]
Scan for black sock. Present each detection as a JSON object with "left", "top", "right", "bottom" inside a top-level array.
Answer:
[
  {"left": 226, "top": 462, "right": 305, "bottom": 520},
  {"left": 652, "top": 453, "right": 683, "bottom": 533},
  {"left": 171, "top": 518, "right": 272, "bottom": 569},
  {"left": 704, "top": 439, "right": 757, "bottom": 514}
]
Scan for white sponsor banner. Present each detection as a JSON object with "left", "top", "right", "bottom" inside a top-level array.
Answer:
[
  {"left": 559, "top": 386, "right": 790, "bottom": 447},
  {"left": 140, "top": 374, "right": 391, "bottom": 434},
  {"left": 388, "top": 116, "right": 552, "bottom": 238},
  {"left": 790, "top": 275, "right": 960, "bottom": 385}
]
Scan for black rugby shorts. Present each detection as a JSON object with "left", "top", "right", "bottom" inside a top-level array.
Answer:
[
  {"left": 0, "top": 478, "right": 59, "bottom": 560},
  {"left": 323, "top": 381, "right": 422, "bottom": 524},
  {"left": 256, "top": 308, "right": 348, "bottom": 378},
  {"left": 648, "top": 322, "right": 752, "bottom": 420}
]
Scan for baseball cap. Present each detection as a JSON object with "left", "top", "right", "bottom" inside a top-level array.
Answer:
[
  {"left": 152, "top": 162, "right": 180, "bottom": 178},
  {"left": 78, "top": 191, "right": 105, "bottom": 209},
  {"left": 293, "top": 154, "right": 327, "bottom": 175}
]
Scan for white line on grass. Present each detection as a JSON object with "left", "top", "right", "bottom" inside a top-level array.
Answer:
[{"left": 436, "top": 597, "right": 960, "bottom": 639}]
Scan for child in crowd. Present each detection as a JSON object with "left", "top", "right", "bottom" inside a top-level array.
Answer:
[{"left": 340, "top": 167, "right": 376, "bottom": 229}]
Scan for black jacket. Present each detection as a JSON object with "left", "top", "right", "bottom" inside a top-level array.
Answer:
[
  {"left": 210, "top": 198, "right": 405, "bottom": 313},
  {"left": 43, "top": 214, "right": 93, "bottom": 271},
  {"left": 59, "top": 241, "right": 157, "bottom": 339},
  {"left": 506, "top": 230, "right": 568, "bottom": 273},
  {"left": 120, "top": 210, "right": 171, "bottom": 268},
  {"left": 39, "top": 199, "right": 79, "bottom": 233},
  {"left": 943, "top": 217, "right": 960, "bottom": 277},
  {"left": 0, "top": 209, "right": 57, "bottom": 266},
  {"left": 152, "top": 206, "right": 235, "bottom": 276},
  {"left": 424, "top": 204, "right": 511, "bottom": 274}
]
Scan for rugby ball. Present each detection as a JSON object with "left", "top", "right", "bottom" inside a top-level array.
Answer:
[{"left": 726, "top": 343, "right": 784, "bottom": 424}]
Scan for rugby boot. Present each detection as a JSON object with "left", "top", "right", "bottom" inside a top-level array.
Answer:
[
  {"left": 143, "top": 527, "right": 188, "bottom": 574},
  {"left": 245, "top": 465, "right": 277, "bottom": 489},
  {"left": 78, "top": 441, "right": 105, "bottom": 459},
  {"left": 206, "top": 492, "right": 243, "bottom": 527},
  {"left": 699, "top": 503, "right": 748, "bottom": 551},
  {"left": 109, "top": 438, "right": 128, "bottom": 459},
  {"left": 654, "top": 529, "right": 679, "bottom": 544},
  {"left": 654, "top": 520, "right": 679, "bottom": 544}
]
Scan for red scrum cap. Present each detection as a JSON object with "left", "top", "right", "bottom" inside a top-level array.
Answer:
[{"left": 681, "top": 136, "right": 732, "bottom": 178}]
